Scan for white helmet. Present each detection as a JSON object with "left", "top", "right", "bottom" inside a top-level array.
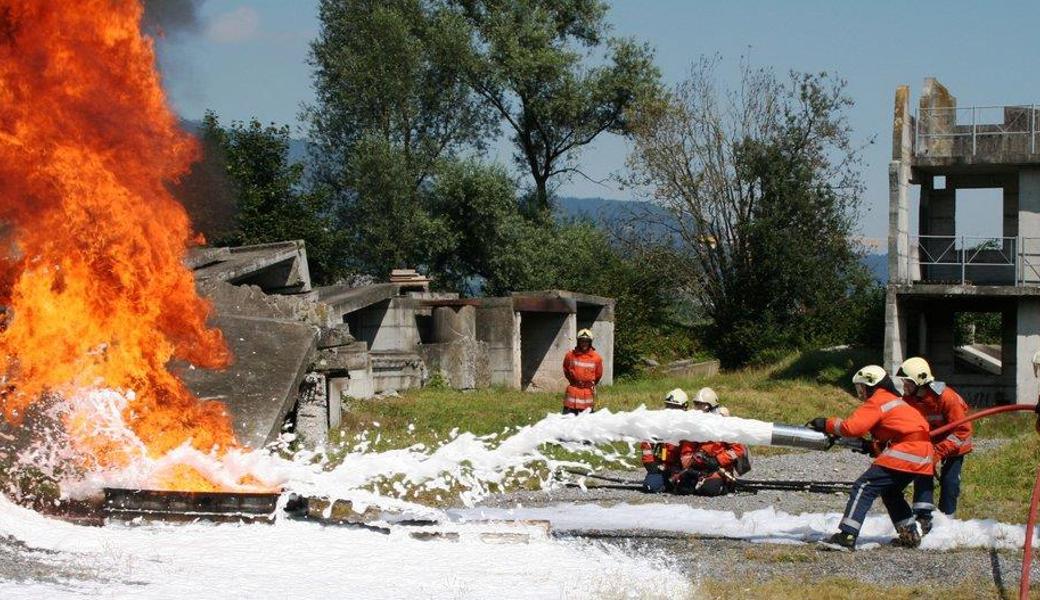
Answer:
[
  {"left": 664, "top": 388, "right": 689, "bottom": 408},
  {"left": 852, "top": 365, "right": 888, "bottom": 387},
  {"left": 897, "top": 357, "right": 934, "bottom": 386},
  {"left": 693, "top": 387, "right": 719, "bottom": 409},
  {"left": 577, "top": 328, "right": 594, "bottom": 341},
  {"left": 717, "top": 406, "right": 731, "bottom": 417}
]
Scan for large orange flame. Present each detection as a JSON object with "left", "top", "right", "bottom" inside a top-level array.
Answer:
[{"left": 0, "top": 1, "right": 239, "bottom": 489}]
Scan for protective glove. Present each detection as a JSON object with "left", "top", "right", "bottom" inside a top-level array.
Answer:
[{"left": 807, "top": 417, "right": 828, "bottom": 432}]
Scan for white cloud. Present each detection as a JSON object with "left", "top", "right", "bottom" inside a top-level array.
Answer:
[{"left": 206, "top": 6, "right": 261, "bottom": 44}]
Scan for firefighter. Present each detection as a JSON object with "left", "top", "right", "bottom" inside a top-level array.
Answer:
[
  {"left": 640, "top": 388, "right": 689, "bottom": 492},
  {"left": 562, "top": 328, "right": 603, "bottom": 415},
  {"left": 669, "top": 388, "right": 750, "bottom": 496},
  {"left": 809, "top": 365, "right": 934, "bottom": 551},
  {"left": 897, "top": 356, "right": 972, "bottom": 534}
]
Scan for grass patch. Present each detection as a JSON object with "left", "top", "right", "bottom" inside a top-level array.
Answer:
[
  {"left": 959, "top": 433, "right": 1040, "bottom": 522},
  {"left": 698, "top": 576, "right": 1037, "bottom": 599}
]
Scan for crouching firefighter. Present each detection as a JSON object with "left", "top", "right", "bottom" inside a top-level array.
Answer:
[
  {"left": 641, "top": 388, "right": 750, "bottom": 496},
  {"left": 809, "top": 365, "right": 934, "bottom": 551}
]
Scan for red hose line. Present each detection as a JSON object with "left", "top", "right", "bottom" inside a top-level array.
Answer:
[
  {"left": 920, "top": 402, "right": 1039, "bottom": 599},
  {"left": 1020, "top": 466, "right": 1040, "bottom": 600},
  {"left": 929, "top": 403, "right": 1036, "bottom": 439}
]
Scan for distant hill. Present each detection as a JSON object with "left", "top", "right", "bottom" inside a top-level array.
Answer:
[{"left": 862, "top": 253, "right": 888, "bottom": 283}]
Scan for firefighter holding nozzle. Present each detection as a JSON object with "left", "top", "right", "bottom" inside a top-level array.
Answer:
[{"left": 809, "top": 365, "right": 934, "bottom": 551}]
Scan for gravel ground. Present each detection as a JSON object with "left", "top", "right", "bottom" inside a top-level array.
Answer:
[{"left": 478, "top": 439, "right": 1029, "bottom": 590}]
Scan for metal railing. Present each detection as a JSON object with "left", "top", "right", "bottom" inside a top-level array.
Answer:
[
  {"left": 904, "top": 235, "right": 1040, "bottom": 285},
  {"left": 915, "top": 105, "right": 1040, "bottom": 157}
]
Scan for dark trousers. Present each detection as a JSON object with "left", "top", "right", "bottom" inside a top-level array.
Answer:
[
  {"left": 838, "top": 464, "right": 917, "bottom": 536},
  {"left": 643, "top": 471, "right": 667, "bottom": 493},
  {"left": 642, "top": 469, "right": 730, "bottom": 496},
  {"left": 912, "top": 454, "right": 965, "bottom": 518}
]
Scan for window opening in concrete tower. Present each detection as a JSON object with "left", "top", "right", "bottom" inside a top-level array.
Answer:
[{"left": 952, "top": 311, "right": 1003, "bottom": 375}]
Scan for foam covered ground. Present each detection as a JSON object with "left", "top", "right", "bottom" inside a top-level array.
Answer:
[{"left": 0, "top": 495, "right": 691, "bottom": 599}]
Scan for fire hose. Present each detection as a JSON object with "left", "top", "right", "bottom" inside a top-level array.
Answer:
[{"left": 926, "top": 403, "right": 1040, "bottom": 600}]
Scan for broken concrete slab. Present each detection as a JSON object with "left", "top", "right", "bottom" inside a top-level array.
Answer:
[
  {"left": 190, "top": 240, "right": 312, "bottom": 294},
  {"left": 175, "top": 313, "right": 317, "bottom": 449}
]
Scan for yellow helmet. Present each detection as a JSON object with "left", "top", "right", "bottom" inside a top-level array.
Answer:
[
  {"left": 897, "top": 357, "right": 934, "bottom": 385},
  {"left": 664, "top": 388, "right": 689, "bottom": 408},
  {"left": 852, "top": 365, "right": 888, "bottom": 387},
  {"left": 577, "top": 328, "right": 594, "bottom": 341}
]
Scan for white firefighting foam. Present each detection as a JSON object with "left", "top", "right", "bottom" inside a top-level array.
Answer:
[
  {"left": 0, "top": 494, "right": 692, "bottom": 599},
  {"left": 54, "top": 388, "right": 774, "bottom": 509},
  {"left": 453, "top": 503, "right": 1040, "bottom": 551}
]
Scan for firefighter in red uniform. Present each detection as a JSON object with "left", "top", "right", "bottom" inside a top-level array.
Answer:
[
  {"left": 641, "top": 388, "right": 749, "bottom": 495},
  {"left": 897, "top": 356, "right": 972, "bottom": 534},
  {"left": 810, "top": 365, "right": 934, "bottom": 551},
  {"left": 562, "top": 328, "right": 603, "bottom": 415}
]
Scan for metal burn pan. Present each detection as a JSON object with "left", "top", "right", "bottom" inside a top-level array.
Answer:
[{"left": 102, "top": 487, "right": 281, "bottom": 524}]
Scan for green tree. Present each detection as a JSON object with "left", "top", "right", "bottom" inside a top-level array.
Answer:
[
  {"left": 456, "top": 0, "right": 661, "bottom": 211},
  {"left": 307, "top": 0, "right": 489, "bottom": 189},
  {"left": 200, "top": 112, "right": 346, "bottom": 284},
  {"left": 626, "top": 58, "right": 869, "bottom": 366}
]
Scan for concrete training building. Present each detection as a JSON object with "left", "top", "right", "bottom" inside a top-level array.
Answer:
[
  {"left": 178, "top": 241, "right": 615, "bottom": 447},
  {"left": 885, "top": 78, "right": 1040, "bottom": 406}
]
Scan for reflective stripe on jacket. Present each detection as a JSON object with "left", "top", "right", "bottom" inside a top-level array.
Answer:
[
  {"left": 563, "top": 347, "right": 603, "bottom": 410},
  {"left": 905, "top": 382, "right": 973, "bottom": 458},
  {"left": 826, "top": 388, "right": 934, "bottom": 475}
]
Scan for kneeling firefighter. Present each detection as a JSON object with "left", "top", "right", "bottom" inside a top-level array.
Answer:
[
  {"left": 810, "top": 365, "right": 934, "bottom": 551},
  {"left": 641, "top": 388, "right": 750, "bottom": 496}
]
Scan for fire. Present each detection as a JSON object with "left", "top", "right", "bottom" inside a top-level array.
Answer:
[{"left": 0, "top": 1, "right": 241, "bottom": 490}]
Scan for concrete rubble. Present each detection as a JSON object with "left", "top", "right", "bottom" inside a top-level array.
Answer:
[{"left": 181, "top": 241, "right": 616, "bottom": 446}]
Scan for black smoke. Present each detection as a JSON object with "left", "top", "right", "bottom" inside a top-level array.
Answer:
[{"left": 142, "top": 0, "right": 205, "bottom": 38}]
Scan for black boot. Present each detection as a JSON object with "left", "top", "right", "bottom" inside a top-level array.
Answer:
[
  {"left": 917, "top": 516, "right": 933, "bottom": 536},
  {"left": 817, "top": 531, "right": 856, "bottom": 552},
  {"left": 891, "top": 521, "right": 922, "bottom": 548}
]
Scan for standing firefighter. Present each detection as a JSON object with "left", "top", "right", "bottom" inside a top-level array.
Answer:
[
  {"left": 898, "top": 356, "right": 972, "bottom": 533},
  {"left": 810, "top": 365, "right": 934, "bottom": 551},
  {"left": 562, "top": 328, "right": 603, "bottom": 415}
]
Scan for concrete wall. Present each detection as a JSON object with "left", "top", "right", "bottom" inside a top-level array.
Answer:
[
  {"left": 519, "top": 312, "right": 574, "bottom": 392},
  {"left": 476, "top": 300, "right": 521, "bottom": 388},
  {"left": 344, "top": 298, "right": 421, "bottom": 353},
  {"left": 1017, "top": 298, "right": 1040, "bottom": 404},
  {"left": 577, "top": 303, "right": 614, "bottom": 386}
]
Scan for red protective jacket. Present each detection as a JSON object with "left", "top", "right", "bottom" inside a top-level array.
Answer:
[
  {"left": 640, "top": 441, "right": 683, "bottom": 471},
  {"left": 680, "top": 440, "right": 749, "bottom": 476},
  {"left": 826, "top": 387, "right": 934, "bottom": 475},
  {"left": 562, "top": 347, "right": 603, "bottom": 411},
  {"left": 905, "top": 382, "right": 973, "bottom": 459}
]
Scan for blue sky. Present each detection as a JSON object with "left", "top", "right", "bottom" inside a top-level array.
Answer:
[{"left": 160, "top": 0, "right": 1040, "bottom": 242}]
